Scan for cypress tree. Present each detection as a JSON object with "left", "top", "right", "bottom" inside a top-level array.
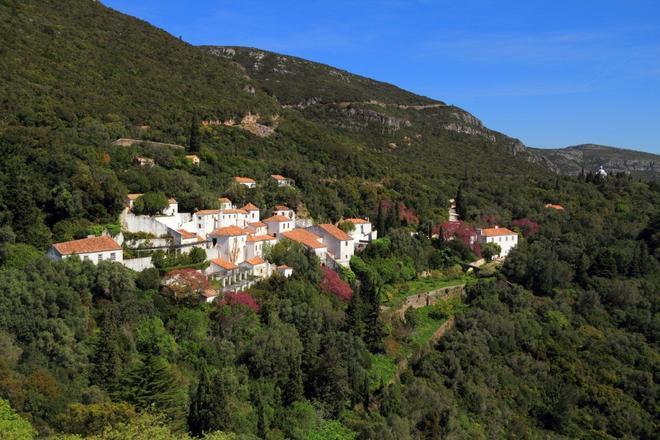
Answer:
[
  {"left": 188, "top": 113, "right": 200, "bottom": 152},
  {"left": 394, "top": 202, "right": 401, "bottom": 227},
  {"left": 375, "top": 204, "right": 386, "bottom": 236},
  {"left": 455, "top": 185, "right": 467, "bottom": 220},
  {"left": 90, "top": 306, "right": 123, "bottom": 394},
  {"left": 188, "top": 361, "right": 213, "bottom": 436}
]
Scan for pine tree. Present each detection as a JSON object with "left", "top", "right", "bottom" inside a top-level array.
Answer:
[
  {"left": 188, "top": 113, "right": 200, "bottom": 152},
  {"left": 124, "top": 354, "right": 185, "bottom": 424}
]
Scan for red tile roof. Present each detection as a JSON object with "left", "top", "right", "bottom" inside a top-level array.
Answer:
[
  {"left": 247, "top": 234, "right": 276, "bottom": 242},
  {"left": 210, "top": 258, "right": 239, "bottom": 270},
  {"left": 277, "top": 264, "right": 291, "bottom": 270},
  {"left": 127, "top": 193, "right": 143, "bottom": 200},
  {"left": 480, "top": 227, "right": 517, "bottom": 237},
  {"left": 242, "top": 203, "right": 259, "bottom": 211},
  {"left": 196, "top": 209, "right": 220, "bottom": 216},
  {"left": 545, "top": 203, "right": 565, "bottom": 211},
  {"left": 234, "top": 176, "right": 256, "bottom": 184},
  {"left": 248, "top": 221, "right": 266, "bottom": 228},
  {"left": 53, "top": 236, "right": 121, "bottom": 255},
  {"left": 345, "top": 218, "right": 369, "bottom": 224},
  {"left": 282, "top": 229, "right": 326, "bottom": 250},
  {"left": 209, "top": 226, "right": 249, "bottom": 237},
  {"left": 263, "top": 215, "right": 291, "bottom": 223},
  {"left": 245, "top": 257, "right": 266, "bottom": 265},
  {"left": 202, "top": 289, "right": 218, "bottom": 298},
  {"left": 274, "top": 205, "right": 291, "bottom": 211},
  {"left": 177, "top": 229, "right": 196, "bottom": 239},
  {"left": 271, "top": 174, "right": 286, "bottom": 180},
  {"left": 218, "top": 197, "right": 231, "bottom": 204},
  {"left": 223, "top": 209, "right": 248, "bottom": 214},
  {"left": 316, "top": 224, "right": 351, "bottom": 241}
]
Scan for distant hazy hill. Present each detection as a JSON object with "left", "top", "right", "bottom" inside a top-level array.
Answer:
[{"left": 530, "top": 144, "right": 660, "bottom": 179}]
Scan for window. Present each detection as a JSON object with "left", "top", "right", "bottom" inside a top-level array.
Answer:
[
  {"left": 98, "top": 254, "right": 103, "bottom": 262},
  {"left": 198, "top": 223, "right": 202, "bottom": 229},
  {"left": 83, "top": 255, "right": 90, "bottom": 261},
  {"left": 110, "top": 253, "right": 116, "bottom": 261}
]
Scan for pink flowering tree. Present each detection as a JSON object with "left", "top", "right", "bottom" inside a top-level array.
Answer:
[
  {"left": 219, "top": 291, "right": 260, "bottom": 313},
  {"left": 320, "top": 267, "right": 353, "bottom": 302}
]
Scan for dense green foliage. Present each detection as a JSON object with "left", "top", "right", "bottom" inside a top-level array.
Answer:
[{"left": 0, "top": 1, "right": 658, "bottom": 438}]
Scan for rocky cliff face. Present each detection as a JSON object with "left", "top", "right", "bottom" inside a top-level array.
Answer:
[{"left": 443, "top": 110, "right": 497, "bottom": 142}]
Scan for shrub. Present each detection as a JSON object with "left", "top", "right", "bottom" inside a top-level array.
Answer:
[{"left": 133, "top": 192, "right": 169, "bottom": 216}]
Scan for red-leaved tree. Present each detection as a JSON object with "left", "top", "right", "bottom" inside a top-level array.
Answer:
[
  {"left": 437, "top": 221, "right": 479, "bottom": 254},
  {"left": 511, "top": 218, "right": 540, "bottom": 238},
  {"left": 320, "top": 267, "right": 353, "bottom": 301},
  {"left": 219, "top": 291, "right": 260, "bottom": 313}
]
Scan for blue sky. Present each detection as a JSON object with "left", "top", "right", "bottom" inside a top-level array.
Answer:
[{"left": 104, "top": 0, "right": 660, "bottom": 153}]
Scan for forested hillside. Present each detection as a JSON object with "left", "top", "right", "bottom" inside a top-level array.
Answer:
[{"left": 0, "top": 0, "right": 658, "bottom": 439}]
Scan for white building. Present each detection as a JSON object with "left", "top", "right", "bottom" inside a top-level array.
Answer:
[
  {"left": 263, "top": 215, "right": 295, "bottom": 238},
  {"left": 309, "top": 224, "right": 354, "bottom": 267},
  {"left": 273, "top": 205, "right": 295, "bottom": 221},
  {"left": 241, "top": 257, "right": 271, "bottom": 278},
  {"left": 271, "top": 174, "right": 294, "bottom": 187},
  {"left": 282, "top": 229, "right": 327, "bottom": 261},
  {"left": 206, "top": 258, "right": 240, "bottom": 287},
  {"left": 344, "top": 218, "right": 377, "bottom": 244},
  {"left": 218, "top": 197, "right": 233, "bottom": 210},
  {"left": 246, "top": 221, "right": 267, "bottom": 236},
  {"left": 163, "top": 198, "right": 178, "bottom": 216},
  {"left": 242, "top": 203, "right": 260, "bottom": 223},
  {"left": 48, "top": 236, "right": 123, "bottom": 264},
  {"left": 172, "top": 229, "right": 206, "bottom": 249},
  {"left": 234, "top": 176, "right": 256, "bottom": 188},
  {"left": 276, "top": 264, "right": 293, "bottom": 278},
  {"left": 126, "top": 193, "right": 143, "bottom": 210},
  {"left": 476, "top": 226, "right": 519, "bottom": 258},
  {"left": 208, "top": 226, "right": 250, "bottom": 264},
  {"left": 218, "top": 209, "right": 249, "bottom": 228},
  {"left": 194, "top": 209, "right": 221, "bottom": 238},
  {"left": 246, "top": 234, "right": 277, "bottom": 259}
]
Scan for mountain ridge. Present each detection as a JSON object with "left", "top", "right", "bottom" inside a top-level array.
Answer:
[{"left": 529, "top": 143, "right": 660, "bottom": 178}]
